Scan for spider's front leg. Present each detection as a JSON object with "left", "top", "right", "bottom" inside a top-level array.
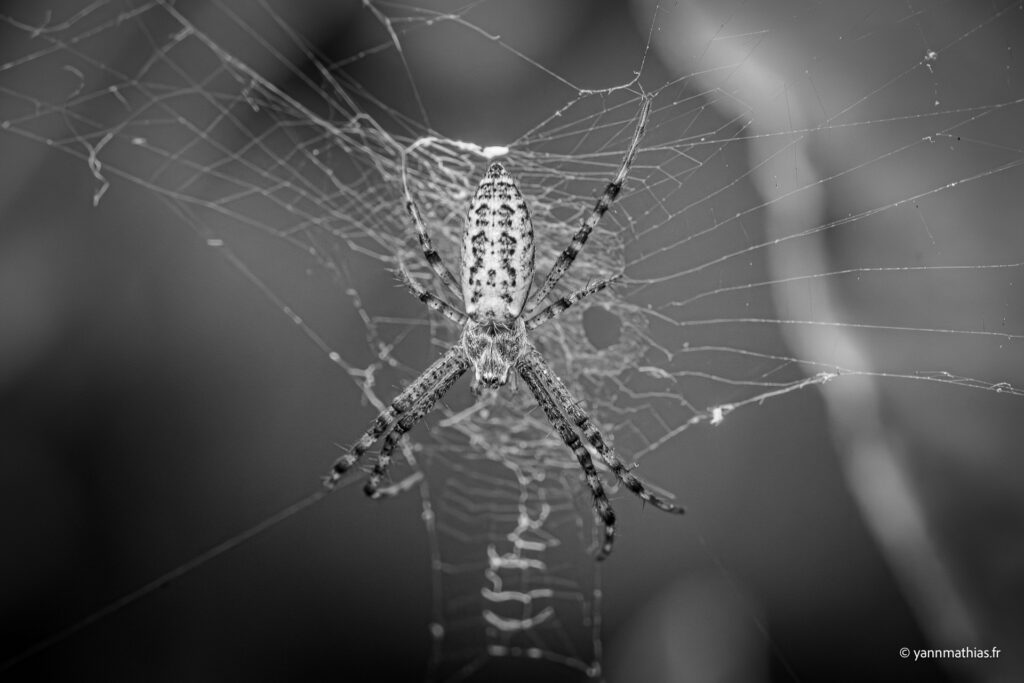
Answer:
[
  {"left": 364, "top": 359, "right": 467, "bottom": 498},
  {"left": 523, "top": 349, "right": 686, "bottom": 516},
  {"left": 518, "top": 355, "right": 617, "bottom": 559},
  {"left": 325, "top": 346, "right": 467, "bottom": 488}
]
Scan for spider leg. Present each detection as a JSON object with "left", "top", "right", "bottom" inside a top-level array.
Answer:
[
  {"left": 325, "top": 346, "right": 468, "bottom": 487},
  {"left": 518, "top": 354, "right": 616, "bottom": 559},
  {"left": 398, "top": 260, "right": 468, "bottom": 326},
  {"left": 523, "top": 349, "right": 685, "bottom": 516},
  {"left": 402, "top": 159, "right": 464, "bottom": 302},
  {"left": 524, "top": 98, "right": 650, "bottom": 315},
  {"left": 525, "top": 275, "right": 621, "bottom": 331},
  {"left": 364, "top": 357, "right": 468, "bottom": 498}
]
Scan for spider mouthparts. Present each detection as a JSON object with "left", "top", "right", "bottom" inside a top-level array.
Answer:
[{"left": 470, "top": 380, "right": 500, "bottom": 399}]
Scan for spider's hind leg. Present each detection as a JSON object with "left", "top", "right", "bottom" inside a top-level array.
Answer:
[
  {"left": 524, "top": 97, "right": 650, "bottom": 315},
  {"left": 397, "top": 260, "right": 467, "bottom": 326},
  {"left": 402, "top": 158, "right": 464, "bottom": 303}
]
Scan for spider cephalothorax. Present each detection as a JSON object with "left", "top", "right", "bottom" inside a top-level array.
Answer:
[
  {"left": 325, "top": 98, "right": 684, "bottom": 559},
  {"left": 462, "top": 318, "right": 527, "bottom": 394}
]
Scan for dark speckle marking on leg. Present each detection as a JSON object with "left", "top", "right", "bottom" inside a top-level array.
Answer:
[
  {"left": 330, "top": 349, "right": 466, "bottom": 483},
  {"left": 518, "top": 360, "right": 617, "bottom": 559}
]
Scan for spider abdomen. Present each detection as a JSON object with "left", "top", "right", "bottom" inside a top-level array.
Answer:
[{"left": 461, "top": 162, "right": 535, "bottom": 320}]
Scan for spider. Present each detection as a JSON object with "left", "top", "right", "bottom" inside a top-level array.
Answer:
[{"left": 324, "top": 98, "right": 684, "bottom": 559}]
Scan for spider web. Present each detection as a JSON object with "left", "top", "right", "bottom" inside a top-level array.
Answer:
[{"left": 1, "top": 1, "right": 1022, "bottom": 681}]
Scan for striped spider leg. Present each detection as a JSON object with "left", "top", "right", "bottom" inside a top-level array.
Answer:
[
  {"left": 401, "top": 155, "right": 464, "bottom": 303},
  {"left": 325, "top": 346, "right": 468, "bottom": 490},
  {"left": 362, "top": 352, "right": 469, "bottom": 498},
  {"left": 534, "top": 350, "right": 685, "bottom": 516},
  {"left": 516, "top": 353, "right": 618, "bottom": 558},
  {"left": 522, "top": 96, "right": 651, "bottom": 316},
  {"left": 326, "top": 97, "right": 682, "bottom": 557}
]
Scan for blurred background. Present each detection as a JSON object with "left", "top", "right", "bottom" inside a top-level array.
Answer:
[{"left": 1, "top": 1, "right": 1022, "bottom": 681}]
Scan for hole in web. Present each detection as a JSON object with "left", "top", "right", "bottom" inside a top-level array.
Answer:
[
  {"left": 582, "top": 306, "right": 622, "bottom": 350},
  {"left": 0, "top": 1, "right": 1022, "bottom": 682}
]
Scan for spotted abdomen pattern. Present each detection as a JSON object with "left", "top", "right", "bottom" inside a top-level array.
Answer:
[{"left": 461, "top": 162, "right": 536, "bottom": 320}]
